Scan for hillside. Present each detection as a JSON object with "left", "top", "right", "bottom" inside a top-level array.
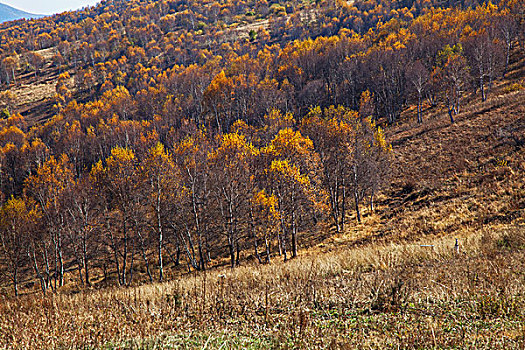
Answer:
[
  {"left": 0, "top": 88, "right": 523, "bottom": 348},
  {"left": 0, "top": 3, "right": 41, "bottom": 22},
  {"left": 0, "top": 0, "right": 523, "bottom": 347}
]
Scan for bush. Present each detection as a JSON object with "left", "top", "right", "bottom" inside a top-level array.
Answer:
[{"left": 503, "top": 83, "right": 524, "bottom": 94}]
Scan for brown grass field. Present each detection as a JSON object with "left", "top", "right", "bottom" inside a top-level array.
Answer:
[{"left": 0, "top": 225, "right": 524, "bottom": 349}]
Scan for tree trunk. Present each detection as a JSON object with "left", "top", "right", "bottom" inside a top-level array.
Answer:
[
  {"left": 251, "top": 209, "right": 262, "bottom": 264},
  {"left": 327, "top": 177, "right": 341, "bottom": 232},
  {"left": 291, "top": 200, "right": 297, "bottom": 259},
  {"left": 58, "top": 234, "right": 64, "bottom": 287},
  {"left": 503, "top": 43, "right": 511, "bottom": 78},
  {"left": 127, "top": 243, "right": 135, "bottom": 286},
  {"left": 354, "top": 187, "right": 361, "bottom": 223},
  {"left": 138, "top": 231, "right": 153, "bottom": 283},
  {"left": 341, "top": 178, "right": 347, "bottom": 231},
  {"left": 82, "top": 235, "right": 90, "bottom": 287},
  {"left": 264, "top": 235, "right": 271, "bottom": 264},
  {"left": 447, "top": 98, "right": 455, "bottom": 123},
  {"left": 53, "top": 236, "right": 59, "bottom": 290},
  {"left": 13, "top": 267, "right": 18, "bottom": 297},
  {"left": 29, "top": 247, "right": 47, "bottom": 295},
  {"left": 417, "top": 93, "right": 422, "bottom": 124},
  {"left": 480, "top": 76, "right": 486, "bottom": 102},
  {"left": 179, "top": 227, "right": 199, "bottom": 270},
  {"left": 109, "top": 226, "right": 122, "bottom": 286},
  {"left": 236, "top": 241, "right": 241, "bottom": 266},
  {"left": 43, "top": 246, "right": 52, "bottom": 291},
  {"left": 370, "top": 188, "right": 375, "bottom": 213},
  {"left": 122, "top": 219, "right": 128, "bottom": 286},
  {"left": 77, "top": 257, "right": 84, "bottom": 285},
  {"left": 228, "top": 235, "right": 235, "bottom": 268},
  {"left": 198, "top": 240, "right": 206, "bottom": 271},
  {"left": 157, "top": 220, "right": 163, "bottom": 282}
]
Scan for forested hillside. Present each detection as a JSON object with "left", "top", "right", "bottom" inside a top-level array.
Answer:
[
  {"left": 0, "top": 0, "right": 522, "bottom": 310},
  {"left": 0, "top": 0, "right": 524, "bottom": 347}
]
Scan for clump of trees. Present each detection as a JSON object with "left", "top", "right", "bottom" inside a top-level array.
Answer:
[{"left": 0, "top": 107, "right": 390, "bottom": 295}]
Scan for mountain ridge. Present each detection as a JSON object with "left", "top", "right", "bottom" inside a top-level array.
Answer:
[{"left": 0, "top": 2, "right": 43, "bottom": 23}]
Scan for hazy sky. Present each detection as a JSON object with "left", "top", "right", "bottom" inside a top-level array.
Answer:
[{"left": 2, "top": 0, "right": 100, "bottom": 15}]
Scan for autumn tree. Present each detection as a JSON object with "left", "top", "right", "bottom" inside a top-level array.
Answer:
[
  {"left": 0, "top": 91, "right": 15, "bottom": 115},
  {"left": 463, "top": 31, "right": 503, "bottom": 102},
  {"left": 54, "top": 72, "right": 73, "bottom": 111},
  {"left": 0, "top": 196, "right": 39, "bottom": 296},
  {"left": 407, "top": 61, "right": 429, "bottom": 124},
  {"left": 346, "top": 110, "right": 391, "bottom": 222},
  {"left": 203, "top": 70, "right": 235, "bottom": 133},
  {"left": 141, "top": 142, "right": 179, "bottom": 281},
  {"left": 250, "top": 189, "right": 279, "bottom": 263},
  {"left": 25, "top": 154, "right": 74, "bottom": 288},
  {"left": 90, "top": 146, "right": 141, "bottom": 286},
  {"left": 173, "top": 130, "right": 212, "bottom": 271},
  {"left": 208, "top": 132, "right": 258, "bottom": 267},
  {"left": 302, "top": 106, "right": 351, "bottom": 232},
  {"left": 1, "top": 56, "right": 18, "bottom": 84},
  {"left": 27, "top": 51, "right": 45, "bottom": 77},
  {"left": 62, "top": 176, "right": 100, "bottom": 287},
  {"left": 0, "top": 124, "right": 28, "bottom": 197},
  {"left": 435, "top": 44, "right": 470, "bottom": 123},
  {"left": 304, "top": 105, "right": 391, "bottom": 224},
  {"left": 262, "top": 128, "right": 319, "bottom": 259}
]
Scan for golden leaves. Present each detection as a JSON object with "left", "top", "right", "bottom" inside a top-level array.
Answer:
[
  {"left": 252, "top": 189, "right": 279, "bottom": 218},
  {"left": 267, "top": 159, "right": 310, "bottom": 187},
  {"left": 266, "top": 128, "right": 313, "bottom": 159},
  {"left": 208, "top": 132, "right": 259, "bottom": 165},
  {"left": 0, "top": 196, "right": 41, "bottom": 230}
]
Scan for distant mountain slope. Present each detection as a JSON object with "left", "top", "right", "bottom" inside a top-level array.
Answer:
[{"left": 0, "top": 2, "right": 42, "bottom": 22}]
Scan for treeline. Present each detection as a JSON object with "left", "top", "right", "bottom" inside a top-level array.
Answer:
[
  {"left": 0, "top": 104, "right": 390, "bottom": 295},
  {"left": 0, "top": 0, "right": 521, "bottom": 92},
  {"left": 57, "top": 2, "right": 525, "bottom": 127}
]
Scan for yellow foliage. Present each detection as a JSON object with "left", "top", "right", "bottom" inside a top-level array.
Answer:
[
  {"left": 0, "top": 196, "right": 41, "bottom": 228},
  {"left": 267, "top": 159, "right": 310, "bottom": 186},
  {"left": 0, "top": 125, "right": 26, "bottom": 147},
  {"left": 252, "top": 189, "right": 279, "bottom": 218},
  {"left": 267, "top": 128, "right": 313, "bottom": 159},
  {"left": 107, "top": 146, "right": 135, "bottom": 166},
  {"left": 208, "top": 132, "right": 258, "bottom": 164},
  {"left": 374, "top": 126, "right": 392, "bottom": 153}
]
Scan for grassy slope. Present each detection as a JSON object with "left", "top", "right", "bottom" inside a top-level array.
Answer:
[{"left": 0, "top": 64, "right": 524, "bottom": 348}]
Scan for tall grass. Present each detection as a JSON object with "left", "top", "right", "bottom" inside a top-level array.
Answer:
[{"left": 1, "top": 225, "right": 524, "bottom": 349}]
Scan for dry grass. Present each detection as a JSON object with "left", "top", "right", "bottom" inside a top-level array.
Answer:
[
  {"left": 0, "top": 225, "right": 524, "bottom": 349},
  {"left": 377, "top": 89, "right": 525, "bottom": 240},
  {"left": 10, "top": 82, "right": 56, "bottom": 107},
  {"left": 34, "top": 47, "right": 59, "bottom": 62}
]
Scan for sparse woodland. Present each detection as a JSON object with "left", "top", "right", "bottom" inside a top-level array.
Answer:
[{"left": 0, "top": 0, "right": 523, "bottom": 347}]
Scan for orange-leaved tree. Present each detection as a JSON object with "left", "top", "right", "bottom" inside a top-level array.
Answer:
[
  {"left": 173, "top": 130, "right": 212, "bottom": 271},
  {"left": 140, "top": 142, "right": 179, "bottom": 281},
  {"left": 90, "top": 146, "right": 140, "bottom": 286},
  {"left": 25, "top": 154, "right": 74, "bottom": 289},
  {"left": 0, "top": 196, "right": 40, "bottom": 296},
  {"left": 208, "top": 132, "right": 259, "bottom": 268},
  {"left": 261, "top": 128, "right": 321, "bottom": 260}
]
